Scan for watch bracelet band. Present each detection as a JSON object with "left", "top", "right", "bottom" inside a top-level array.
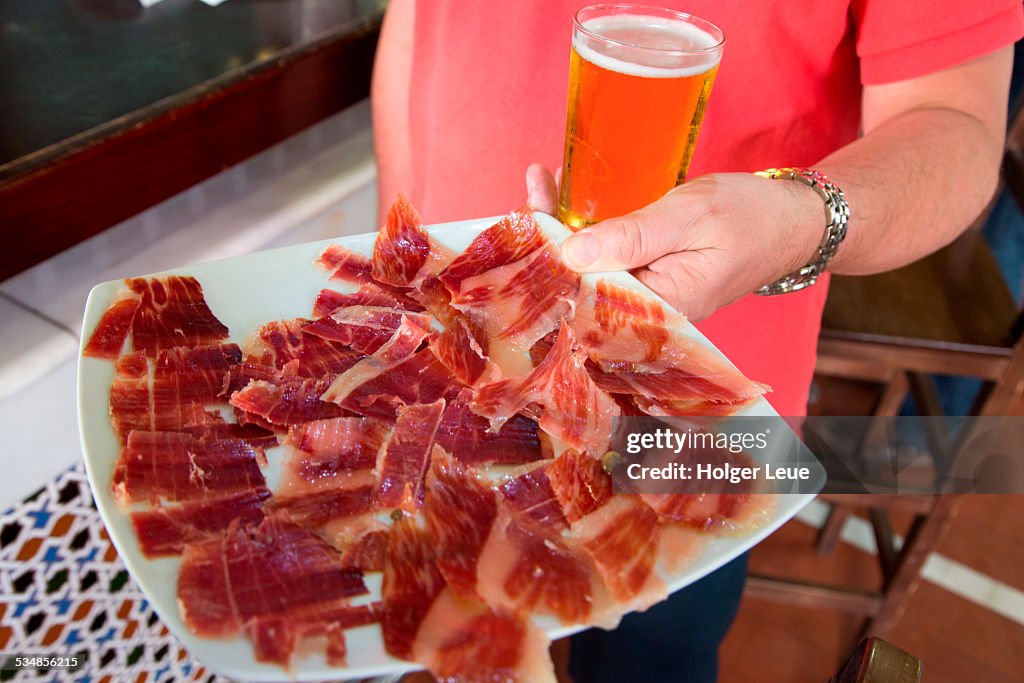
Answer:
[{"left": 752, "top": 167, "right": 850, "bottom": 295}]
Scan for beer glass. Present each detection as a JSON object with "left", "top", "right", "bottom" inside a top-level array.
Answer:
[{"left": 557, "top": 5, "right": 725, "bottom": 230}]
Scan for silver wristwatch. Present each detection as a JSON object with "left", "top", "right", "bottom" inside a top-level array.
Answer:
[{"left": 753, "top": 167, "right": 850, "bottom": 296}]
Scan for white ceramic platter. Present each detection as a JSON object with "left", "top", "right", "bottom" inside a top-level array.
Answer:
[{"left": 78, "top": 213, "right": 824, "bottom": 681}]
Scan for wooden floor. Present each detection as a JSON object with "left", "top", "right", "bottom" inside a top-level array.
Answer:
[{"left": 721, "top": 495, "right": 1024, "bottom": 682}]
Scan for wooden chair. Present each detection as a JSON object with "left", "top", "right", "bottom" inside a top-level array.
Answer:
[{"left": 745, "top": 139, "right": 1024, "bottom": 641}]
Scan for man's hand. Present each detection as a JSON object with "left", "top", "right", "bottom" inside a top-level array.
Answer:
[{"left": 526, "top": 163, "right": 824, "bottom": 321}]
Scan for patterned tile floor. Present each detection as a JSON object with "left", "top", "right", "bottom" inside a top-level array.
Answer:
[{"left": 0, "top": 465, "right": 226, "bottom": 683}]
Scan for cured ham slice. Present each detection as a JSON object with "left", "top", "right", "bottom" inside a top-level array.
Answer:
[
  {"left": 472, "top": 321, "right": 619, "bottom": 457},
  {"left": 312, "top": 283, "right": 423, "bottom": 318},
  {"left": 570, "top": 495, "right": 666, "bottom": 610},
  {"left": 248, "top": 604, "right": 378, "bottom": 668},
  {"left": 178, "top": 517, "right": 369, "bottom": 667},
  {"left": 271, "top": 485, "right": 376, "bottom": 527},
  {"left": 152, "top": 345, "right": 240, "bottom": 430},
  {"left": 476, "top": 504, "right": 598, "bottom": 625},
  {"left": 376, "top": 401, "right": 446, "bottom": 508},
  {"left": 316, "top": 244, "right": 374, "bottom": 284},
  {"left": 381, "top": 513, "right": 554, "bottom": 683},
  {"left": 380, "top": 513, "right": 448, "bottom": 661},
  {"left": 570, "top": 279, "right": 674, "bottom": 362},
  {"left": 451, "top": 243, "right": 579, "bottom": 352},
  {"left": 372, "top": 194, "right": 431, "bottom": 287},
  {"left": 230, "top": 377, "right": 345, "bottom": 427},
  {"left": 84, "top": 290, "right": 141, "bottom": 359},
  {"left": 409, "top": 275, "right": 459, "bottom": 326},
  {"left": 127, "top": 276, "right": 229, "bottom": 356},
  {"left": 316, "top": 243, "right": 428, "bottom": 310},
  {"left": 283, "top": 417, "right": 391, "bottom": 487},
  {"left": 333, "top": 347, "right": 459, "bottom": 419},
  {"left": 415, "top": 590, "right": 555, "bottom": 683},
  {"left": 339, "top": 526, "right": 389, "bottom": 571},
  {"left": 545, "top": 452, "right": 677, "bottom": 612},
  {"left": 131, "top": 489, "right": 269, "bottom": 557},
  {"left": 113, "top": 430, "right": 266, "bottom": 504},
  {"left": 320, "top": 316, "right": 432, "bottom": 406},
  {"left": 546, "top": 449, "right": 612, "bottom": 523},
  {"left": 437, "top": 209, "right": 548, "bottom": 292},
  {"left": 110, "top": 352, "right": 152, "bottom": 442},
  {"left": 153, "top": 344, "right": 241, "bottom": 404},
  {"left": 304, "top": 306, "right": 433, "bottom": 355},
  {"left": 499, "top": 464, "right": 569, "bottom": 531},
  {"left": 422, "top": 448, "right": 497, "bottom": 597},
  {"left": 572, "top": 280, "right": 767, "bottom": 409},
  {"left": 429, "top": 316, "right": 499, "bottom": 386},
  {"left": 248, "top": 319, "right": 363, "bottom": 378},
  {"left": 435, "top": 396, "right": 544, "bottom": 466}
]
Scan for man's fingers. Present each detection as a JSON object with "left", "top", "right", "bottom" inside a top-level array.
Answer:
[
  {"left": 561, "top": 208, "right": 688, "bottom": 272},
  {"left": 526, "top": 163, "right": 559, "bottom": 215}
]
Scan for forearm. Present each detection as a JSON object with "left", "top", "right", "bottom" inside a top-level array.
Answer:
[
  {"left": 817, "top": 106, "right": 1004, "bottom": 275},
  {"left": 812, "top": 47, "right": 1012, "bottom": 275}
]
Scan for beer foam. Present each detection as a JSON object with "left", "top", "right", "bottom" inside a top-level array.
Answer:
[{"left": 574, "top": 14, "right": 721, "bottom": 78}]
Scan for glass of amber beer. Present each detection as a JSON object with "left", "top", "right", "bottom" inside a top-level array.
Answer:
[{"left": 558, "top": 4, "right": 725, "bottom": 230}]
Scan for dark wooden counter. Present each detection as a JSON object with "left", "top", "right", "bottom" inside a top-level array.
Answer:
[{"left": 0, "top": 0, "right": 384, "bottom": 282}]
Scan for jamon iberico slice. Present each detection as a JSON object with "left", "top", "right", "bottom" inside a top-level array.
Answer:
[
  {"left": 126, "top": 276, "right": 229, "bottom": 356},
  {"left": 178, "top": 517, "right": 371, "bottom": 667},
  {"left": 472, "top": 321, "right": 619, "bottom": 457},
  {"left": 83, "top": 290, "right": 141, "bottom": 359}
]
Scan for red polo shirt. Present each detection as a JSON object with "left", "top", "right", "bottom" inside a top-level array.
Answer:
[{"left": 404, "top": 0, "right": 1023, "bottom": 415}]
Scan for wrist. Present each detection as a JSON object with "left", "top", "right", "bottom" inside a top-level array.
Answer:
[{"left": 753, "top": 168, "right": 850, "bottom": 295}]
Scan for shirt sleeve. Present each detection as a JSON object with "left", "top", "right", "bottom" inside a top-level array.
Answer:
[{"left": 851, "top": 0, "right": 1024, "bottom": 84}]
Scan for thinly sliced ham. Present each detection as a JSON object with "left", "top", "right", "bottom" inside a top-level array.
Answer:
[
  {"left": 422, "top": 448, "right": 497, "bottom": 597},
  {"left": 127, "top": 276, "right": 229, "bottom": 356},
  {"left": 178, "top": 517, "right": 369, "bottom": 667},
  {"left": 247, "top": 319, "right": 363, "bottom": 378},
  {"left": 230, "top": 376, "right": 345, "bottom": 427},
  {"left": 372, "top": 194, "right": 431, "bottom": 287},
  {"left": 381, "top": 513, "right": 555, "bottom": 682},
  {"left": 312, "top": 284, "right": 424, "bottom": 318},
  {"left": 112, "top": 430, "right": 266, "bottom": 504},
  {"left": 572, "top": 280, "right": 768, "bottom": 409},
  {"left": 110, "top": 352, "right": 152, "bottom": 442},
  {"left": 499, "top": 464, "right": 569, "bottom": 531},
  {"left": 334, "top": 347, "right": 460, "bottom": 419},
  {"left": 380, "top": 513, "right": 448, "bottom": 662},
  {"left": 429, "top": 316, "right": 500, "bottom": 386},
  {"left": 131, "top": 489, "right": 269, "bottom": 557},
  {"left": 316, "top": 243, "right": 427, "bottom": 310},
  {"left": 545, "top": 449, "right": 612, "bottom": 524},
  {"left": 376, "top": 401, "right": 446, "bottom": 508},
  {"left": 437, "top": 209, "right": 549, "bottom": 293},
  {"left": 316, "top": 244, "right": 374, "bottom": 284},
  {"left": 304, "top": 306, "right": 433, "bottom": 355},
  {"left": 415, "top": 590, "right": 555, "bottom": 683},
  {"left": 84, "top": 290, "right": 141, "bottom": 359},
  {"left": 475, "top": 504, "right": 598, "bottom": 625},
  {"left": 152, "top": 345, "right": 240, "bottom": 431},
  {"left": 451, "top": 243, "right": 579, "bottom": 352},
  {"left": 320, "top": 316, "right": 432, "bottom": 406},
  {"left": 435, "top": 395, "right": 545, "bottom": 466},
  {"left": 472, "top": 321, "right": 619, "bottom": 457},
  {"left": 271, "top": 485, "right": 376, "bottom": 527},
  {"left": 283, "top": 417, "right": 391, "bottom": 488},
  {"left": 153, "top": 344, "right": 241, "bottom": 404}
]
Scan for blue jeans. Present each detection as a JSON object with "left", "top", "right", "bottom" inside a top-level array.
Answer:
[{"left": 569, "top": 552, "right": 748, "bottom": 683}]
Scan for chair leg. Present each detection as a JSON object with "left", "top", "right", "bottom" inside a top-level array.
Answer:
[
  {"left": 816, "top": 503, "right": 852, "bottom": 555},
  {"left": 862, "top": 495, "right": 962, "bottom": 638}
]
